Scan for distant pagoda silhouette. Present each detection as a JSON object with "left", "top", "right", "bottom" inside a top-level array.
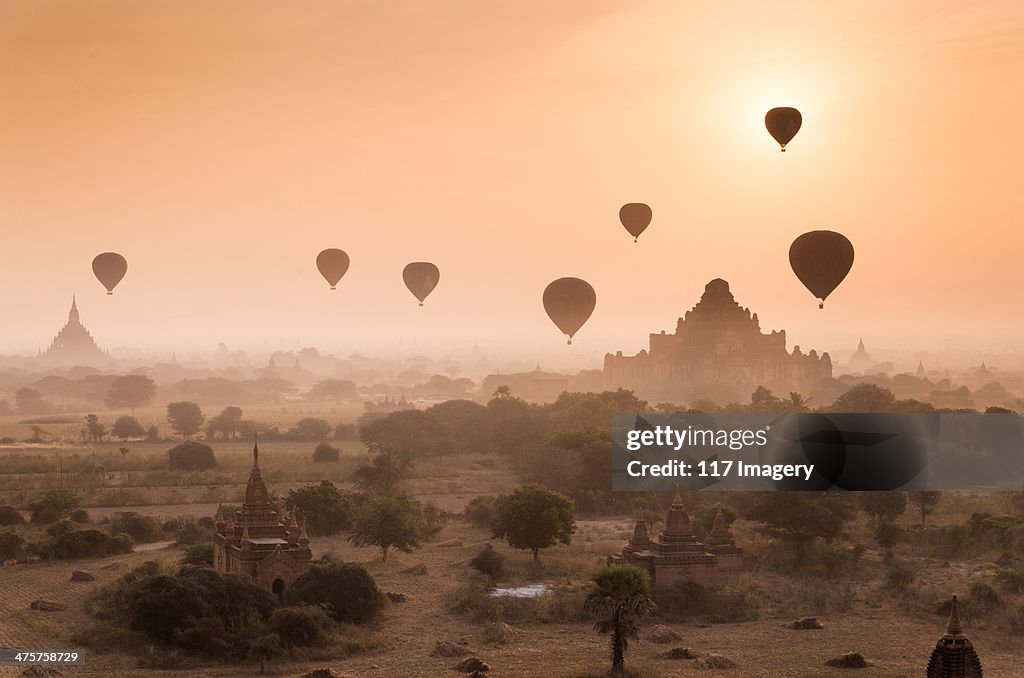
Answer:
[
  {"left": 38, "top": 296, "right": 110, "bottom": 366},
  {"left": 927, "top": 594, "right": 983, "bottom": 677}
]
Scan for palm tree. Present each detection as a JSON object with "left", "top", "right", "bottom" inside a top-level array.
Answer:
[
  {"left": 787, "top": 391, "right": 812, "bottom": 412},
  {"left": 583, "top": 564, "right": 656, "bottom": 676}
]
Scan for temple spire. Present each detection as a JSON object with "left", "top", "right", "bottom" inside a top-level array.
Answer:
[
  {"left": 68, "top": 295, "right": 80, "bottom": 324},
  {"left": 253, "top": 433, "right": 259, "bottom": 468},
  {"left": 946, "top": 594, "right": 963, "bottom": 636}
]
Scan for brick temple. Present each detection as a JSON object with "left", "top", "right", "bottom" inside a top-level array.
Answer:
[
  {"left": 927, "top": 594, "right": 983, "bottom": 677},
  {"left": 213, "top": 437, "right": 311, "bottom": 600},
  {"left": 608, "top": 492, "right": 743, "bottom": 589}
]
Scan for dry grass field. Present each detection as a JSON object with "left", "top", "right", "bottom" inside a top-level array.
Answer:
[{"left": 1, "top": 406, "right": 1023, "bottom": 677}]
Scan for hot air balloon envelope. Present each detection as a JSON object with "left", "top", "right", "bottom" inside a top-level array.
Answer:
[
  {"left": 403, "top": 262, "right": 440, "bottom": 305},
  {"left": 765, "top": 107, "right": 802, "bottom": 151},
  {"left": 92, "top": 252, "right": 128, "bottom": 295},
  {"left": 619, "top": 203, "right": 652, "bottom": 242},
  {"left": 789, "top": 230, "right": 854, "bottom": 307},
  {"left": 316, "top": 249, "right": 350, "bottom": 289},
  {"left": 543, "top": 277, "right": 596, "bottom": 345}
]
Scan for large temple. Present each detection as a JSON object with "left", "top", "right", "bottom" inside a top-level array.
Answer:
[
  {"left": 603, "top": 278, "right": 832, "bottom": 403},
  {"left": 213, "top": 438, "right": 312, "bottom": 600},
  {"left": 38, "top": 297, "right": 110, "bottom": 366},
  {"left": 608, "top": 493, "right": 743, "bottom": 590}
]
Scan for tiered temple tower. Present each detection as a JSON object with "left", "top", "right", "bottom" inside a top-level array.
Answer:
[
  {"left": 609, "top": 493, "right": 742, "bottom": 589},
  {"left": 926, "top": 595, "right": 983, "bottom": 677},
  {"left": 603, "top": 279, "right": 831, "bottom": 402},
  {"left": 39, "top": 297, "right": 109, "bottom": 366},
  {"left": 213, "top": 437, "right": 312, "bottom": 600}
]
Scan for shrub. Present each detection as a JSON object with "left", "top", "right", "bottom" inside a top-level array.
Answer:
[
  {"left": 286, "top": 559, "right": 384, "bottom": 624},
  {"left": 168, "top": 441, "right": 217, "bottom": 471},
  {"left": 0, "top": 505, "right": 25, "bottom": 525},
  {"left": 995, "top": 567, "right": 1024, "bottom": 594},
  {"left": 28, "top": 489, "right": 81, "bottom": 524},
  {"left": 268, "top": 605, "right": 336, "bottom": 647},
  {"left": 469, "top": 543, "right": 505, "bottom": 579},
  {"left": 180, "top": 543, "right": 214, "bottom": 567},
  {"left": 110, "top": 511, "right": 164, "bottom": 543},
  {"left": 464, "top": 496, "right": 497, "bottom": 530},
  {"left": 886, "top": 562, "right": 916, "bottom": 591},
  {"left": 70, "top": 508, "right": 91, "bottom": 523},
  {"left": 0, "top": 529, "right": 24, "bottom": 560},
  {"left": 284, "top": 481, "right": 353, "bottom": 537},
  {"left": 312, "top": 442, "right": 340, "bottom": 463},
  {"left": 51, "top": 529, "right": 133, "bottom": 559}
]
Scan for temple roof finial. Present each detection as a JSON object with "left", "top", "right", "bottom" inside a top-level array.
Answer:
[
  {"left": 946, "top": 594, "right": 963, "bottom": 636},
  {"left": 253, "top": 432, "right": 259, "bottom": 468}
]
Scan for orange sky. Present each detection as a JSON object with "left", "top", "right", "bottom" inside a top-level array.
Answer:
[{"left": 1, "top": 0, "right": 1022, "bottom": 360}]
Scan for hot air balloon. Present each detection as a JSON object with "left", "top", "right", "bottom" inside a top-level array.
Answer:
[
  {"left": 316, "top": 249, "right": 350, "bottom": 290},
  {"left": 789, "top": 230, "right": 854, "bottom": 308},
  {"left": 619, "top": 203, "right": 652, "bottom": 242},
  {"left": 543, "top": 277, "right": 596, "bottom": 345},
  {"left": 92, "top": 252, "right": 127, "bottom": 295},
  {"left": 765, "top": 107, "right": 802, "bottom": 152},
  {"left": 403, "top": 262, "right": 440, "bottom": 306}
]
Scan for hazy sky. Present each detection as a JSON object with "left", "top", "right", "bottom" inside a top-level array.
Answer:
[{"left": 1, "top": 0, "right": 1022, "bottom": 359}]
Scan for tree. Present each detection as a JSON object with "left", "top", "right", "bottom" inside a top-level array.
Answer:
[
  {"left": 742, "top": 493, "right": 855, "bottom": 566},
  {"left": 284, "top": 481, "right": 353, "bottom": 536},
  {"left": 359, "top": 409, "right": 452, "bottom": 458},
  {"left": 0, "top": 530, "right": 25, "bottom": 561},
  {"left": 492, "top": 484, "right": 576, "bottom": 562},
  {"left": 859, "top": 492, "right": 907, "bottom": 525},
  {"left": 312, "top": 442, "right": 340, "bottom": 463},
  {"left": 29, "top": 489, "right": 81, "bottom": 524},
  {"left": 206, "top": 406, "right": 244, "bottom": 439},
  {"left": 307, "top": 379, "right": 358, "bottom": 402},
  {"left": 750, "top": 386, "right": 782, "bottom": 411},
  {"left": 289, "top": 417, "right": 333, "bottom": 441},
  {"left": 0, "top": 505, "right": 25, "bottom": 526},
  {"left": 168, "top": 441, "right": 217, "bottom": 471},
  {"left": 348, "top": 492, "right": 425, "bottom": 562},
  {"left": 831, "top": 384, "right": 896, "bottom": 412},
  {"left": 285, "top": 558, "right": 384, "bottom": 623},
  {"left": 83, "top": 414, "right": 107, "bottom": 443},
  {"left": 583, "top": 564, "right": 656, "bottom": 676},
  {"left": 112, "top": 415, "right": 146, "bottom": 441},
  {"left": 875, "top": 520, "right": 903, "bottom": 560},
  {"left": 908, "top": 491, "right": 942, "bottom": 526},
  {"left": 105, "top": 375, "right": 157, "bottom": 413},
  {"left": 352, "top": 449, "right": 409, "bottom": 491},
  {"left": 166, "top": 401, "right": 205, "bottom": 438},
  {"left": 15, "top": 387, "right": 47, "bottom": 415}
]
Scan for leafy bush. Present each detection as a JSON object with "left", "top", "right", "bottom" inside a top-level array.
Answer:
[
  {"left": 286, "top": 559, "right": 384, "bottom": 624},
  {"left": 168, "top": 441, "right": 217, "bottom": 471},
  {"left": 312, "top": 442, "right": 340, "bottom": 463},
  {"left": 469, "top": 543, "right": 505, "bottom": 579},
  {"left": 284, "top": 481, "right": 353, "bottom": 537},
  {"left": 110, "top": 511, "right": 165, "bottom": 543},
  {"left": 995, "top": 567, "right": 1024, "bottom": 594},
  {"left": 180, "top": 543, "right": 214, "bottom": 567},
  {"left": 268, "top": 605, "right": 336, "bottom": 647},
  {"left": 51, "top": 529, "right": 134, "bottom": 559},
  {"left": 885, "top": 562, "right": 916, "bottom": 591},
  {"left": 28, "top": 490, "right": 81, "bottom": 524},
  {"left": 464, "top": 496, "right": 497, "bottom": 530},
  {"left": 0, "top": 529, "right": 24, "bottom": 560},
  {"left": 0, "top": 505, "right": 25, "bottom": 525}
]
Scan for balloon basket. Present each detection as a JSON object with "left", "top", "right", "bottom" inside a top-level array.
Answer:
[
  {"left": 106, "top": 291, "right": 112, "bottom": 295},
  {"left": 819, "top": 302, "right": 824, "bottom": 309},
  {"left": 330, "top": 286, "right": 336, "bottom": 290},
  {"left": 418, "top": 303, "right": 423, "bottom": 307},
  {"left": 566, "top": 339, "right": 572, "bottom": 346}
]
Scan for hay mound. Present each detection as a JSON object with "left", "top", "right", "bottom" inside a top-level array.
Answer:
[
  {"left": 432, "top": 640, "right": 473, "bottom": 658},
  {"left": 825, "top": 652, "right": 871, "bottom": 668},
  {"left": 482, "top": 621, "right": 522, "bottom": 645},
  {"left": 647, "top": 624, "right": 682, "bottom": 643},
  {"left": 387, "top": 591, "right": 407, "bottom": 603},
  {"left": 661, "top": 647, "right": 700, "bottom": 660},
  {"left": 437, "top": 539, "right": 463, "bottom": 548},
  {"left": 30, "top": 600, "right": 66, "bottom": 612},
  {"left": 70, "top": 570, "right": 96, "bottom": 582},
  {"left": 401, "top": 563, "right": 428, "bottom": 575},
  {"left": 302, "top": 669, "right": 349, "bottom": 678},
  {"left": 21, "top": 668, "right": 64, "bottom": 678},
  {"left": 697, "top": 654, "right": 737, "bottom": 669},
  {"left": 784, "top": 617, "right": 823, "bottom": 630},
  {"left": 454, "top": 657, "right": 490, "bottom": 673}
]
